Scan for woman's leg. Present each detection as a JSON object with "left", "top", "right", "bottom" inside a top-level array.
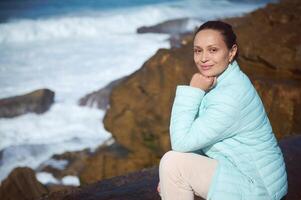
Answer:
[{"left": 159, "top": 151, "right": 218, "bottom": 200}]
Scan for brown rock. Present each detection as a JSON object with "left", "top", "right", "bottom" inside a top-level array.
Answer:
[
  {"left": 0, "top": 167, "right": 48, "bottom": 200},
  {"left": 0, "top": 89, "right": 55, "bottom": 118},
  {"left": 230, "top": 0, "right": 301, "bottom": 75},
  {"left": 79, "top": 142, "right": 157, "bottom": 185},
  {"left": 252, "top": 79, "right": 301, "bottom": 139}
]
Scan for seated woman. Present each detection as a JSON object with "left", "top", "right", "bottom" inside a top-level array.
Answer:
[{"left": 158, "top": 21, "right": 288, "bottom": 200}]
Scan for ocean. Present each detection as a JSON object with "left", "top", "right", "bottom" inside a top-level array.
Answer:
[{"left": 0, "top": 0, "right": 274, "bottom": 184}]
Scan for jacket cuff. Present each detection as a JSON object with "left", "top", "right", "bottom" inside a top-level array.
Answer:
[{"left": 175, "top": 85, "right": 205, "bottom": 106}]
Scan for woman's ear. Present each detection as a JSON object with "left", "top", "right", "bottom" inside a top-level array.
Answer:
[{"left": 229, "top": 44, "right": 238, "bottom": 62}]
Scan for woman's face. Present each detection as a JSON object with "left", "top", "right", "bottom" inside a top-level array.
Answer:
[{"left": 193, "top": 29, "right": 237, "bottom": 77}]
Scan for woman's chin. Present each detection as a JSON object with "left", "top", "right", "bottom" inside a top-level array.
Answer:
[{"left": 200, "top": 70, "right": 215, "bottom": 77}]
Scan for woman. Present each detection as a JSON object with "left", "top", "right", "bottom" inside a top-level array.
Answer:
[{"left": 158, "top": 21, "right": 288, "bottom": 200}]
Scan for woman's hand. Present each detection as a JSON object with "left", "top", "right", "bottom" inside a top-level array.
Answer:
[
  {"left": 190, "top": 73, "right": 217, "bottom": 91},
  {"left": 157, "top": 182, "right": 161, "bottom": 194}
]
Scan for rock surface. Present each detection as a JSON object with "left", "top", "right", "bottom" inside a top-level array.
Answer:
[
  {"left": 41, "top": 136, "right": 301, "bottom": 200},
  {"left": 0, "top": 167, "right": 48, "bottom": 200},
  {"left": 0, "top": 89, "right": 55, "bottom": 118},
  {"left": 79, "top": 78, "right": 125, "bottom": 110}
]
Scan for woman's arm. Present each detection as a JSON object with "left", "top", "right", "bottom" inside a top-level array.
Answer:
[{"left": 170, "top": 85, "right": 239, "bottom": 152}]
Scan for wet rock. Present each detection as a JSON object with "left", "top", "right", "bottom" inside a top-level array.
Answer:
[
  {"left": 79, "top": 77, "right": 125, "bottom": 110},
  {"left": 137, "top": 18, "right": 194, "bottom": 34},
  {"left": 0, "top": 167, "right": 48, "bottom": 200},
  {"left": 0, "top": 89, "right": 55, "bottom": 118}
]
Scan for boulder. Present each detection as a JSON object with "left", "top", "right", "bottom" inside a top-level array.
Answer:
[
  {"left": 0, "top": 167, "right": 48, "bottom": 200},
  {"left": 0, "top": 89, "right": 55, "bottom": 118}
]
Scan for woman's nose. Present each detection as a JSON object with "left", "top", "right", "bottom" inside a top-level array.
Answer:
[{"left": 200, "top": 51, "right": 209, "bottom": 63}]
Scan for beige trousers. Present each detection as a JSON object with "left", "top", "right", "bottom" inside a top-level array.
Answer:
[{"left": 159, "top": 151, "right": 218, "bottom": 200}]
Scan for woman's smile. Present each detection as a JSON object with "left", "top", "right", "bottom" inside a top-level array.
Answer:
[{"left": 199, "top": 64, "right": 213, "bottom": 70}]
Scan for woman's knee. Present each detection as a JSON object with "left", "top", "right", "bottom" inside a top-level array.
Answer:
[{"left": 159, "top": 150, "right": 182, "bottom": 173}]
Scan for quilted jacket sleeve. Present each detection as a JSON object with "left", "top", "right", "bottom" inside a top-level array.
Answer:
[{"left": 170, "top": 85, "right": 240, "bottom": 152}]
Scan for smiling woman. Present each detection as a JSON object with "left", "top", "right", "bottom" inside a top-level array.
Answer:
[
  {"left": 158, "top": 21, "right": 288, "bottom": 200},
  {"left": 193, "top": 30, "right": 237, "bottom": 76}
]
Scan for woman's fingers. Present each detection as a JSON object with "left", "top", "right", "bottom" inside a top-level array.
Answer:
[{"left": 190, "top": 73, "right": 216, "bottom": 91}]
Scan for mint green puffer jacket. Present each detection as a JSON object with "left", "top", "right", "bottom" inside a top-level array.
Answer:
[{"left": 170, "top": 61, "right": 288, "bottom": 200}]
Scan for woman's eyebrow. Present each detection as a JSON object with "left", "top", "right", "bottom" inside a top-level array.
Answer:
[
  {"left": 207, "top": 44, "right": 219, "bottom": 47},
  {"left": 193, "top": 44, "right": 219, "bottom": 49}
]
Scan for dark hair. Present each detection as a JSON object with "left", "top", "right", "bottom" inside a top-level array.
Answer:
[{"left": 194, "top": 20, "right": 239, "bottom": 61}]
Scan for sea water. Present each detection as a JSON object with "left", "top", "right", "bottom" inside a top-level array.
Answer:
[{"left": 0, "top": 0, "right": 274, "bottom": 184}]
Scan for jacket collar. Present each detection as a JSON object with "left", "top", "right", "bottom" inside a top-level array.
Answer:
[{"left": 216, "top": 60, "right": 239, "bottom": 84}]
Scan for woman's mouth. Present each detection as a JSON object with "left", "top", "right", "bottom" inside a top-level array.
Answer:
[{"left": 200, "top": 65, "right": 213, "bottom": 70}]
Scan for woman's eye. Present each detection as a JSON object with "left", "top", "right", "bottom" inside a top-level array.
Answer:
[
  {"left": 209, "top": 48, "right": 218, "bottom": 53},
  {"left": 193, "top": 49, "right": 202, "bottom": 54}
]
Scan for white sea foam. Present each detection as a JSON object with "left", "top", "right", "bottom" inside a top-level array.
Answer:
[
  {"left": 61, "top": 175, "right": 80, "bottom": 186},
  {"left": 36, "top": 172, "right": 60, "bottom": 185},
  {"left": 36, "top": 172, "right": 80, "bottom": 186},
  {"left": 0, "top": 0, "right": 268, "bottom": 183}
]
